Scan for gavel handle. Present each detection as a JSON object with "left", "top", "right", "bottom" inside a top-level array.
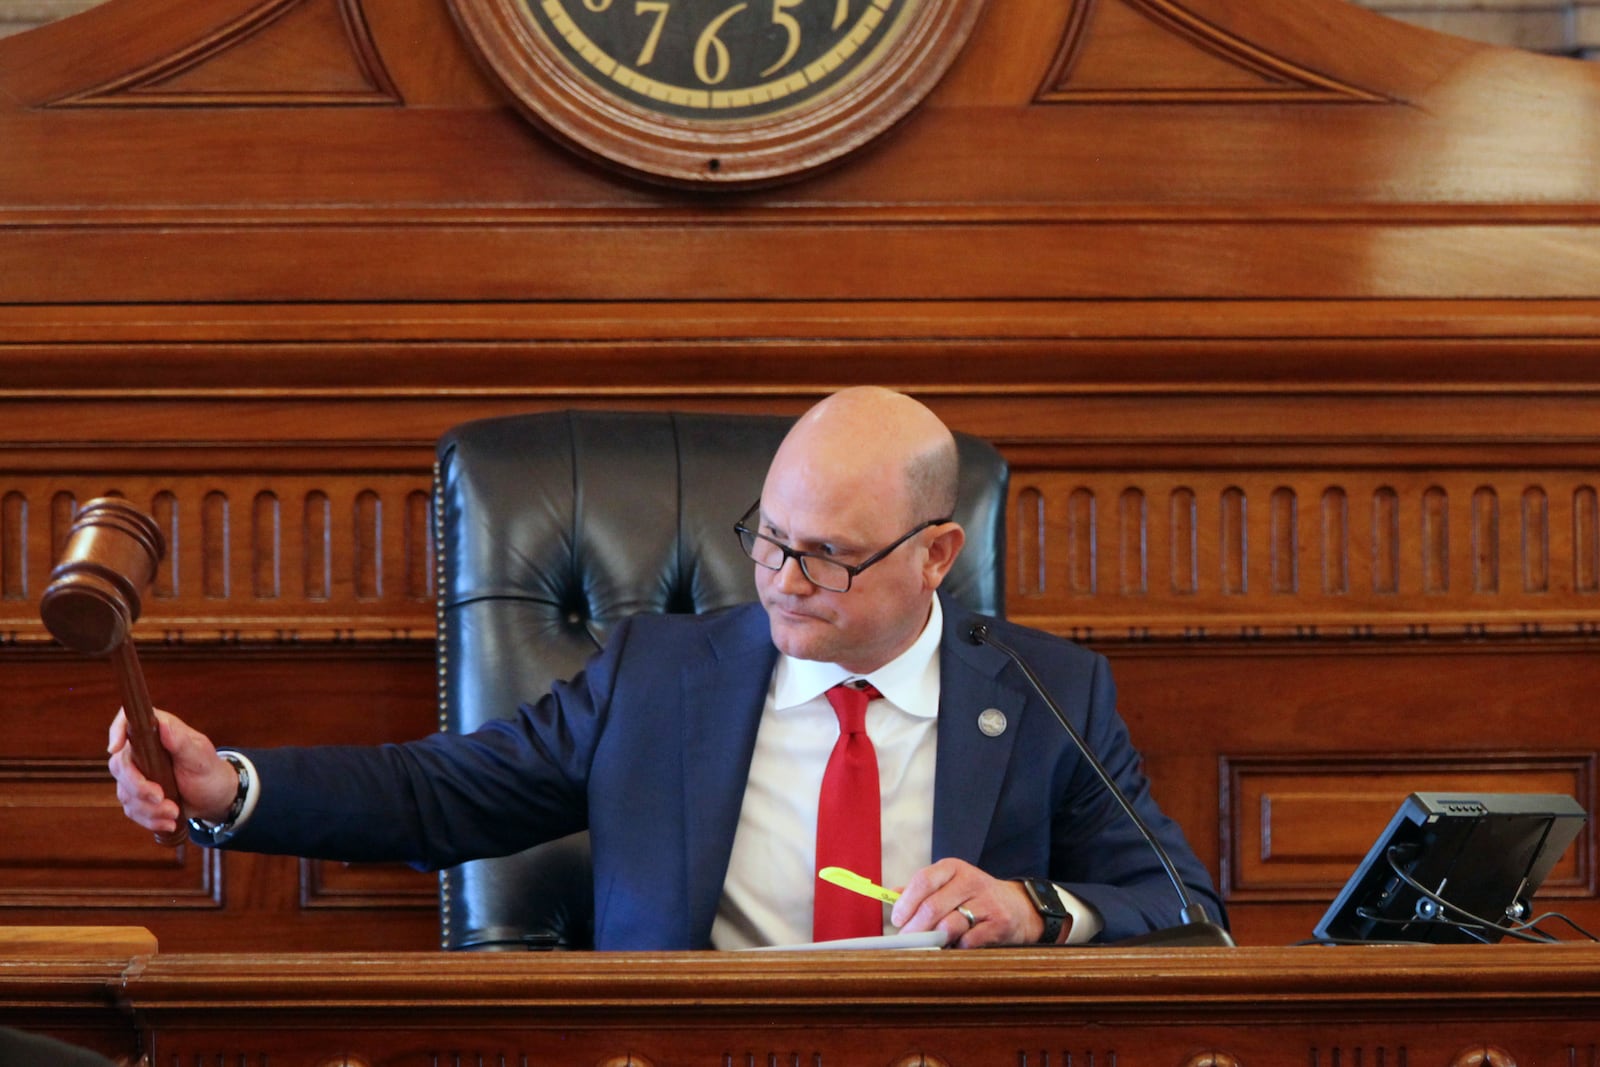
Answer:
[{"left": 111, "top": 640, "right": 188, "bottom": 847}]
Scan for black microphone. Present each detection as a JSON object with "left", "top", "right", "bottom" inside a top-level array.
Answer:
[{"left": 967, "top": 622, "right": 1234, "bottom": 947}]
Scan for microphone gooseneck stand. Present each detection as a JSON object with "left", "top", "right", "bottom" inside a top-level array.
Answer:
[{"left": 968, "top": 622, "right": 1234, "bottom": 948}]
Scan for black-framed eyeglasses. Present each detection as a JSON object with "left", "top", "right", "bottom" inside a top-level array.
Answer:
[{"left": 734, "top": 501, "right": 951, "bottom": 593}]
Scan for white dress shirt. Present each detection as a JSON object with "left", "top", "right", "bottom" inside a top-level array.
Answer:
[{"left": 712, "top": 596, "right": 946, "bottom": 949}]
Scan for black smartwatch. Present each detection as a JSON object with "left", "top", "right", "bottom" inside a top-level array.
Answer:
[{"left": 1014, "top": 877, "right": 1069, "bottom": 943}]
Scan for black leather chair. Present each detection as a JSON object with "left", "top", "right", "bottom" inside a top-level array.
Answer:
[
  {"left": 434, "top": 409, "right": 1010, "bottom": 950},
  {"left": 0, "top": 1028, "right": 117, "bottom": 1066}
]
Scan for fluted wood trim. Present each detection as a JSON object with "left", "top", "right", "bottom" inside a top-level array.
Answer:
[{"left": 8, "top": 462, "right": 1600, "bottom": 645}]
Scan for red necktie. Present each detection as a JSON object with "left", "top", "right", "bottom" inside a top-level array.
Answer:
[{"left": 814, "top": 681, "right": 884, "bottom": 941}]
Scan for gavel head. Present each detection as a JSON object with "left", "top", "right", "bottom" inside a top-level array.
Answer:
[{"left": 39, "top": 498, "right": 166, "bottom": 657}]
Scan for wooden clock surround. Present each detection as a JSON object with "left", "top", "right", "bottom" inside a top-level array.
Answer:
[
  {"left": 444, "top": 0, "right": 990, "bottom": 186},
  {"left": 1, "top": 0, "right": 1599, "bottom": 957}
]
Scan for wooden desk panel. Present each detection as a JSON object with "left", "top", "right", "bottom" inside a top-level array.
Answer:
[
  {"left": 6, "top": 944, "right": 1599, "bottom": 1066},
  {"left": 4, "top": 0, "right": 1600, "bottom": 968},
  {"left": 0, "top": 927, "right": 153, "bottom": 1062}
]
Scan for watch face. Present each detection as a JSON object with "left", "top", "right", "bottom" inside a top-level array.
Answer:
[
  {"left": 448, "top": 0, "right": 987, "bottom": 186},
  {"left": 1022, "top": 878, "right": 1066, "bottom": 917},
  {"left": 524, "top": 0, "right": 914, "bottom": 122}
]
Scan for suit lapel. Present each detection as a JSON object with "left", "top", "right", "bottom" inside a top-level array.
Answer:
[
  {"left": 680, "top": 604, "right": 779, "bottom": 941},
  {"left": 932, "top": 602, "right": 1027, "bottom": 865}
]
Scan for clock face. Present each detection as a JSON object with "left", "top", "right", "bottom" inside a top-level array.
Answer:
[
  {"left": 449, "top": 0, "right": 986, "bottom": 186},
  {"left": 523, "top": 0, "right": 913, "bottom": 122}
]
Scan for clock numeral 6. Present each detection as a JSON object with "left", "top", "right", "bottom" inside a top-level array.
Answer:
[{"left": 693, "top": 2, "right": 745, "bottom": 84}]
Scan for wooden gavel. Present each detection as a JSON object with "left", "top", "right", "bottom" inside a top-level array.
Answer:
[{"left": 39, "top": 497, "right": 186, "bottom": 847}]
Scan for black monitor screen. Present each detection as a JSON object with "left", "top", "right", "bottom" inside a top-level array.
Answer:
[{"left": 1313, "top": 792, "right": 1587, "bottom": 944}]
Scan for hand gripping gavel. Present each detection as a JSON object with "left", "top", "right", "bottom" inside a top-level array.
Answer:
[{"left": 39, "top": 497, "right": 187, "bottom": 847}]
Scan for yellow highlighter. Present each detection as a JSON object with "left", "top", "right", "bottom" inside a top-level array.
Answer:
[{"left": 819, "top": 865, "right": 900, "bottom": 904}]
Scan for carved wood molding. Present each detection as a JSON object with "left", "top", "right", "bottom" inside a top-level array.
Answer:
[
  {"left": 1009, "top": 469, "right": 1600, "bottom": 641},
  {"left": 7, "top": 302, "right": 1600, "bottom": 401},
  {"left": 7, "top": 462, "right": 1600, "bottom": 646},
  {"left": 299, "top": 856, "right": 437, "bottom": 911},
  {"left": 0, "top": 759, "right": 222, "bottom": 909},
  {"left": 10, "top": 227, "right": 1600, "bottom": 303},
  {"left": 1, "top": 477, "right": 434, "bottom": 645},
  {"left": 1038, "top": 0, "right": 1389, "bottom": 103},
  {"left": 17, "top": 945, "right": 1600, "bottom": 1062},
  {"left": 47, "top": 0, "right": 400, "bottom": 108}
]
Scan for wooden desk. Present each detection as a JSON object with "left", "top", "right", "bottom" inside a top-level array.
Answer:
[
  {"left": 0, "top": 927, "right": 156, "bottom": 1063},
  {"left": 6, "top": 936, "right": 1600, "bottom": 1066}
]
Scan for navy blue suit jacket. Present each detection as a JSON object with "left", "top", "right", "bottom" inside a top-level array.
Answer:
[{"left": 221, "top": 594, "right": 1223, "bottom": 948}]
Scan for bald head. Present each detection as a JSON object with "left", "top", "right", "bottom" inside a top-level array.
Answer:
[
  {"left": 768, "top": 387, "right": 959, "bottom": 525},
  {"left": 754, "top": 388, "right": 966, "bottom": 671}
]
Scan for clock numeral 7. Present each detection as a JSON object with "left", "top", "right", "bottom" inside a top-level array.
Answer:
[{"left": 634, "top": 0, "right": 670, "bottom": 66}]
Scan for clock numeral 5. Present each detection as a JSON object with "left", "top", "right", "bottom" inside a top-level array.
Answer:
[{"left": 760, "top": 0, "right": 803, "bottom": 76}]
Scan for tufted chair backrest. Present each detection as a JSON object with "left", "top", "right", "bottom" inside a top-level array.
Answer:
[{"left": 435, "top": 409, "right": 1009, "bottom": 949}]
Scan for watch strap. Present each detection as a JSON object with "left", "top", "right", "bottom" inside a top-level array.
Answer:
[
  {"left": 1014, "top": 877, "right": 1068, "bottom": 944},
  {"left": 188, "top": 752, "right": 249, "bottom": 835}
]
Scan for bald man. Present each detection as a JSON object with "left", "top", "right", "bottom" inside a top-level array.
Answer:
[{"left": 110, "top": 388, "right": 1223, "bottom": 949}]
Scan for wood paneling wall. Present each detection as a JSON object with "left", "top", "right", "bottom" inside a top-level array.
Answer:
[{"left": 2, "top": 0, "right": 1599, "bottom": 951}]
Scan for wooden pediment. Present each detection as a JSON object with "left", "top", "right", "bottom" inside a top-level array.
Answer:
[
  {"left": 1037, "top": 0, "right": 1392, "bottom": 101},
  {"left": 47, "top": 0, "right": 400, "bottom": 107},
  {"left": 0, "top": 0, "right": 1595, "bottom": 307}
]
